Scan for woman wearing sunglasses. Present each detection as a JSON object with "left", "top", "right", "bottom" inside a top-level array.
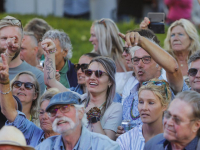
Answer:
[
  {"left": 11, "top": 71, "right": 40, "bottom": 126},
  {"left": 116, "top": 78, "right": 171, "bottom": 150},
  {"left": 89, "top": 18, "right": 133, "bottom": 95},
  {"left": 85, "top": 56, "right": 122, "bottom": 140}
]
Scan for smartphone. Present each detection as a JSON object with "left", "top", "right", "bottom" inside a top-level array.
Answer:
[{"left": 148, "top": 12, "right": 165, "bottom": 34}]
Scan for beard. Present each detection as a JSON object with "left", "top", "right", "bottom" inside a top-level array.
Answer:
[
  {"left": 11, "top": 48, "right": 21, "bottom": 61},
  {"left": 52, "top": 116, "right": 78, "bottom": 135}
]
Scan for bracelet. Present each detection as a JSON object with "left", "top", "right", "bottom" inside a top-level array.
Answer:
[
  {"left": 0, "top": 87, "right": 12, "bottom": 95},
  {"left": 86, "top": 107, "right": 101, "bottom": 123},
  {"left": 0, "top": 80, "right": 10, "bottom": 85},
  {"left": 49, "top": 48, "right": 57, "bottom": 54}
]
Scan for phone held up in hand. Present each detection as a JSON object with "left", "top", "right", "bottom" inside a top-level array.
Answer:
[{"left": 148, "top": 12, "right": 165, "bottom": 34}]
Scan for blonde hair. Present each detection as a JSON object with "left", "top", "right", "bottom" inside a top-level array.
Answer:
[
  {"left": 11, "top": 71, "right": 40, "bottom": 125},
  {"left": 164, "top": 19, "right": 200, "bottom": 59},
  {"left": 138, "top": 78, "right": 171, "bottom": 107},
  {"left": 0, "top": 16, "right": 23, "bottom": 38},
  {"left": 93, "top": 18, "right": 125, "bottom": 71}
]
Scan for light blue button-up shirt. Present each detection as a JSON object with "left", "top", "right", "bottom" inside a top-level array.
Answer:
[
  {"left": 5, "top": 111, "right": 44, "bottom": 147},
  {"left": 36, "top": 126, "right": 120, "bottom": 150}
]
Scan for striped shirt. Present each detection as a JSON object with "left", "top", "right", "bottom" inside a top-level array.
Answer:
[{"left": 116, "top": 124, "right": 145, "bottom": 150}]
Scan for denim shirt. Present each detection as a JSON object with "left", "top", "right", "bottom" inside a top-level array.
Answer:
[
  {"left": 70, "top": 84, "right": 122, "bottom": 103},
  {"left": 36, "top": 126, "right": 120, "bottom": 150},
  {"left": 122, "top": 76, "right": 189, "bottom": 127},
  {"left": 5, "top": 111, "right": 44, "bottom": 147}
]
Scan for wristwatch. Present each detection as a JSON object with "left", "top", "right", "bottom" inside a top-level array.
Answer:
[{"left": 90, "top": 116, "right": 100, "bottom": 124}]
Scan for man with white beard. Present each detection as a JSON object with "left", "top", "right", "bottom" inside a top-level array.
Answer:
[{"left": 36, "top": 91, "right": 120, "bottom": 150}]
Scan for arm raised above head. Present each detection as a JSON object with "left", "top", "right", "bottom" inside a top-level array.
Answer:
[
  {"left": 42, "top": 39, "right": 69, "bottom": 92},
  {"left": 0, "top": 54, "right": 18, "bottom": 122},
  {"left": 119, "top": 32, "right": 184, "bottom": 94}
]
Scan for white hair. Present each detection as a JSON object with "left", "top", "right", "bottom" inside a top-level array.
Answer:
[{"left": 74, "top": 104, "right": 88, "bottom": 127}]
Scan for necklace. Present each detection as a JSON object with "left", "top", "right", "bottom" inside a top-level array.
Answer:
[{"left": 130, "top": 98, "right": 140, "bottom": 120}]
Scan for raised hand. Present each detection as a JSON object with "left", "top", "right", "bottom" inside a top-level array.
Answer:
[
  {"left": 41, "top": 39, "right": 56, "bottom": 54},
  {"left": 118, "top": 32, "right": 142, "bottom": 47},
  {"left": 0, "top": 54, "right": 9, "bottom": 84},
  {"left": 140, "top": 17, "right": 150, "bottom": 29}
]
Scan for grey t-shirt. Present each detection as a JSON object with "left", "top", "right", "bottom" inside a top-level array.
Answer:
[{"left": 9, "top": 61, "right": 45, "bottom": 95}]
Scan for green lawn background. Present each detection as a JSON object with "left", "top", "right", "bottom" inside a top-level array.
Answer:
[{"left": 0, "top": 13, "right": 167, "bottom": 63}]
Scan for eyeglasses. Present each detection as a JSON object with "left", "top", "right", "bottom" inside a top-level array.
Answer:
[
  {"left": 74, "top": 63, "right": 88, "bottom": 72},
  {"left": 85, "top": 69, "right": 108, "bottom": 78},
  {"left": 47, "top": 104, "right": 74, "bottom": 117},
  {"left": 131, "top": 56, "right": 151, "bottom": 65},
  {"left": 188, "top": 68, "right": 199, "bottom": 77},
  {"left": 142, "top": 81, "right": 168, "bottom": 99},
  {"left": 123, "top": 47, "right": 130, "bottom": 54},
  {"left": 98, "top": 19, "right": 107, "bottom": 28},
  {"left": 164, "top": 111, "right": 195, "bottom": 125},
  {"left": 0, "top": 19, "right": 23, "bottom": 30},
  {"left": 12, "top": 81, "right": 35, "bottom": 90}
]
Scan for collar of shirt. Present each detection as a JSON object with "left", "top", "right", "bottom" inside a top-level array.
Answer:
[
  {"left": 59, "top": 60, "right": 68, "bottom": 74},
  {"left": 162, "top": 136, "right": 199, "bottom": 150}
]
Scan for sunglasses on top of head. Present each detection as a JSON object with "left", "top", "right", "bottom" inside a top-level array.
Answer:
[
  {"left": 12, "top": 81, "right": 35, "bottom": 90},
  {"left": 188, "top": 68, "right": 200, "bottom": 77},
  {"left": 74, "top": 63, "right": 89, "bottom": 72},
  {"left": 84, "top": 69, "right": 108, "bottom": 78}
]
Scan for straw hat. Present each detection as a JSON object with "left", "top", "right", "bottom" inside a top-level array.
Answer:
[{"left": 0, "top": 126, "right": 35, "bottom": 150}]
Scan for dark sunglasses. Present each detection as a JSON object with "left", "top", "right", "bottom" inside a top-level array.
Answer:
[
  {"left": 85, "top": 69, "right": 108, "bottom": 78},
  {"left": 0, "top": 19, "right": 23, "bottom": 30},
  {"left": 98, "top": 19, "right": 107, "bottom": 28},
  {"left": 142, "top": 81, "right": 168, "bottom": 99},
  {"left": 12, "top": 81, "right": 35, "bottom": 90},
  {"left": 188, "top": 68, "right": 199, "bottom": 77},
  {"left": 74, "top": 63, "right": 89, "bottom": 72},
  {"left": 123, "top": 47, "right": 130, "bottom": 54}
]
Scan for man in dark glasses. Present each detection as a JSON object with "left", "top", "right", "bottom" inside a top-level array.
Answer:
[
  {"left": 0, "top": 16, "right": 45, "bottom": 95},
  {"left": 188, "top": 51, "right": 200, "bottom": 93}
]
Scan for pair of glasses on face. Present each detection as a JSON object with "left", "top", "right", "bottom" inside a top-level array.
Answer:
[
  {"left": 85, "top": 69, "right": 108, "bottom": 78},
  {"left": 123, "top": 47, "right": 130, "bottom": 54},
  {"left": 164, "top": 111, "right": 195, "bottom": 125},
  {"left": 74, "top": 63, "right": 88, "bottom": 72},
  {"left": 131, "top": 56, "right": 151, "bottom": 65},
  {"left": 47, "top": 104, "right": 74, "bottom": 117},
  {"left": 188, "top": 68, "right": 199, "bottom": 77},
  {"left": 142, "top": 81, "right": 168, "bottom": 99},
  {"left": 0, "top": 19, "right": 23, "bottom": 30},
  {"left": 98, "top": 19, "right": 107, "bottom": 28},
  {"left": 12, "top": 81, "right": 35, "bottom": 90}
]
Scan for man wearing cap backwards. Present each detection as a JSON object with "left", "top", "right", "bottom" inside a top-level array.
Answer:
[
  {"left": 0, "top": 126, "right": 35, "bottom": 150},
  {"left": 35, "top": 91, "right": 120, "bottom": 150}
]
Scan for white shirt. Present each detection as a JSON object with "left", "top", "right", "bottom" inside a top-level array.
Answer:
[{"left": 116, "top": 124, "right": 145, "bottom": 150}]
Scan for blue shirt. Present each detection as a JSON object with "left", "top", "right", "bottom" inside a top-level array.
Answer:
[
  {"left": 5, "top": 111, "right": 44, "bottom": 147},
  {"left": 36, "top": 126, "right": 120, "bottom": 150},
  {"left": 122, "top": 76, "right": 189, "bottom": 127},
  {"left": 163, "top": 136, "right": 199, "bottom": 150}
]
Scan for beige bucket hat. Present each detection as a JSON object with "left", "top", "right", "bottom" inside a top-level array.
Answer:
[{"left": 0, "top": 126, "right": 35, "bottom": 150}]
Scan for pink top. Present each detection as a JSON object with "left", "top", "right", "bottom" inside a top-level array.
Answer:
[{"left": 164, "top": 0, "right": 192, "bottom": 23}]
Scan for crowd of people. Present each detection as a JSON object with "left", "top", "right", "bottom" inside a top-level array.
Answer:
[{"left": 1, "top": 2, "right": 200, "bottom": 149}]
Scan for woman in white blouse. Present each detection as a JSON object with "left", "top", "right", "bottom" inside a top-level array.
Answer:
[{"left": 116, "top": 78, "right": 171, "bottom": 150}]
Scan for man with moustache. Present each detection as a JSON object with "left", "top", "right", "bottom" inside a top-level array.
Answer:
[
  {"left": 116, "top": 30, "right": 189, "bottom": 137},
  {"left": 35, "top": 91, "right": 120, "bottom": 150},
  {"left": 0, "top": 16, "right": 45, "bottom": 95}
]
